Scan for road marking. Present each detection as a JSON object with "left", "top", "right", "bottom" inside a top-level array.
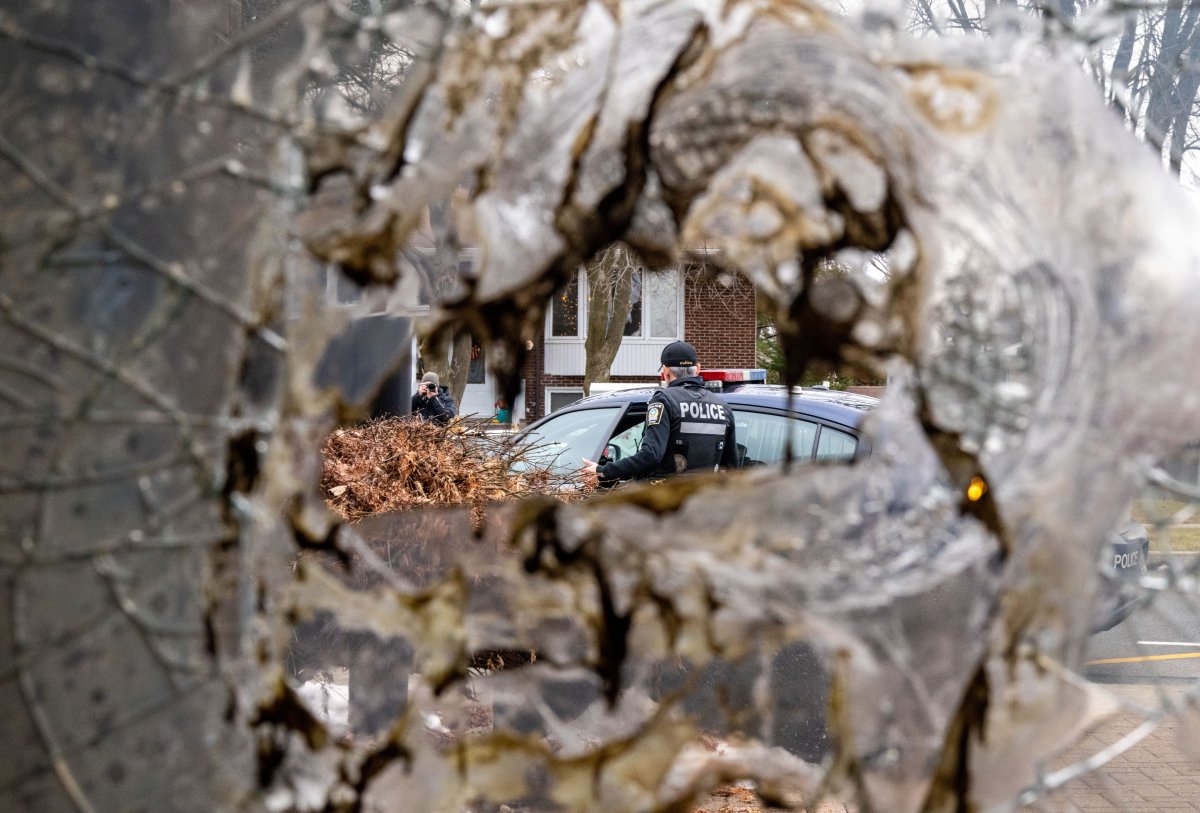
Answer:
[
  {"left": 1087, "top": 652, "right": 1200, "bottom": 665},
  {"left": 1136, "top": 641, "right": 1200, "bottom": 647}
]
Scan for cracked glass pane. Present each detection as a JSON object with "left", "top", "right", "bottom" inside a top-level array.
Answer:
[{"left": 3, "top": 2, "right": 1200, "bottom": 813}]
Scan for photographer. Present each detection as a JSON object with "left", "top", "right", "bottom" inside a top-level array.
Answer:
[{"left": 411, "top": 372, "right": 454, "bottom": 426}]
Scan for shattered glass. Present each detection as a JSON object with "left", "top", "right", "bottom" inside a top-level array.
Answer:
[{"left": 3, "top": 1, "right": 1200, "bottom": 813}]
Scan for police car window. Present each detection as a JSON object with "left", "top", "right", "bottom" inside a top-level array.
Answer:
[
  {"left": 815, "top": 427, "right": 857, "bottom": 462},
  {"left": 732, "top": 410, "right": 818, "bottom": 466},
  {"left": 607, "top": 417, "right": 644, "bottom": 460},
  {"left": 518, "top": 406, "right": 623, "bottom": 474}
]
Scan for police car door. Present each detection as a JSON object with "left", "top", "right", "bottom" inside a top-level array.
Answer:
[{"left": 602, "top": 405, "right": 648, "bottom": 462}]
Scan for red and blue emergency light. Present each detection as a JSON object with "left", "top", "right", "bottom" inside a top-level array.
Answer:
[{"left": 699, "top": 368, "right": 768, "bottom": 391}]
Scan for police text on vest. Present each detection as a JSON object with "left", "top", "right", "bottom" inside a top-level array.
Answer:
[{"left": 679, "top": 402, "right": 726, "bottom": 420}]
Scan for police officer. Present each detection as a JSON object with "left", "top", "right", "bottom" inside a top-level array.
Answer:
[{"left": 582, "top": 340, "right": 739, "bottom": 484}]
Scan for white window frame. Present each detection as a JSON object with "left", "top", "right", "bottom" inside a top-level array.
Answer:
[
  {"left": 546, "top": 266, "right": 587, "bottom": 341},
  {"left": 324, "top": 264, "right": 365, "bottom": 308},
  {"left": 321, "top": 263, "right": 437, "bottom": 318},
  {"left": 636, "top": 267, "right": 685, "bottom": 341},
  {"left": 545, "top": 387, "right": 585, "bottom": 414},
  {"left": 544, "top": 267, "right": 685, "bottom": 344}
]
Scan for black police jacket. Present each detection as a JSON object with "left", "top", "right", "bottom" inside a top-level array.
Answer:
[{"left": 597, "top": 376, "right": 739, "bottom": 482}]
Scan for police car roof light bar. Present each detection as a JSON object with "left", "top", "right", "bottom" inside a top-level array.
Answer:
[
  {"left": 699, "top": 368, "right": 768, "bottom": 391},
  {"left": 699, "top": 369, "right": 768, "bottom": 383}
]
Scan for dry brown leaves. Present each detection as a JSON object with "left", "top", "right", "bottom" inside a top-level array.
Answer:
[
  {"left": 318, "top": 420, "right": 854, "bottom": 811},
  {"left": 321, "top": 417, "right": 591, "bottom": 524}
]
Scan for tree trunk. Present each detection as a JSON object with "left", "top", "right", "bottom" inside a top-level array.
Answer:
[
  {"left": 418, "top": 327, "right": 472, "bottom": 413},
  {"left": 1165, "top": 30, "right": 1200, "bottom": 174},
  {"left": 1109, "top": 15, "right": 1137, "bottom": 110},
  {"left": 1142, "top": 5, "right": 1200, "bottom": 158},
  {"left": 412, "top": 197, "right": 474, "bottom": 413},
  {"left": 582, "top": 246, "right": 638, "bottom": 396},
  {"left": 447, "top": 329, "right": 472, "bottom": 408}
]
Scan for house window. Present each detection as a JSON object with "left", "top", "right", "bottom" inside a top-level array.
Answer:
[
  {"left": 645, "top": 270, "right": 679, "bottom": 337},
  {"left": 548, "top": 268, "right": 681, "bottom": 341},
  {"left": 551, "top": 273, "right": 582, "bottom": 337},
  {"left": 623, "top": 272, "right": 643, "bottom": 336},
  {"left": 547, "top": 388, "right": 584, "bottom": 413},
  {"left": 333, "top": 270, "right": 364, "bottom": 305},
  {"left": 321, "top": 265, "right": 367, "bottom": 307}
]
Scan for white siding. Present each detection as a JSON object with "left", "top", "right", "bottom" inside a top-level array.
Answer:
[
  {"left": 543, "top": 342, "right": 585, "bottom": 375},
  {"left": 544, "top": 340, "right": 674, "bottom": 377}
]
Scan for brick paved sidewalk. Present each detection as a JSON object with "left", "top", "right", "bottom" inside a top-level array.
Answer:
[
  {"left": 1018, "top": 684, "right": 1200, "bottom": 813},
  {"left": 692, "top": 684, "right": 1198, "bottom": 813}
]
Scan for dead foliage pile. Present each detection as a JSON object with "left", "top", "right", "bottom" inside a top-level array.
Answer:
[{"left": 321, "top": 416, "right": 592, "bottom": 524}]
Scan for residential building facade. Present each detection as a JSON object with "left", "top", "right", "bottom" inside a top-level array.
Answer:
[
  {"left": 519, "top": 266, "right": 757, "bottom": 421},
  {"left": 324, "top": 251, "right": 758, "bottom": 424}
]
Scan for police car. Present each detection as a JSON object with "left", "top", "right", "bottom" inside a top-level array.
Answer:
[
  {"left": 514, "top": 374, "right": 1148, "bottom": 632},
  {"left": 514, "top": 379, "right": 876, "bottom": 476}
]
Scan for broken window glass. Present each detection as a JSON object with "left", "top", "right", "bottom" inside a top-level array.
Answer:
[{"left": 2, "top": 2, "right": 1199, "bottom": 813}]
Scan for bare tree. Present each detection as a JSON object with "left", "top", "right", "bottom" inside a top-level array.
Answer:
[
  {"left": 908, "top": 1, "right": 1200, "bottom": 176},
  {"left": 582, "top": 244, "right": 639, "bottom": 395},
  {"left": 315, "top": 0, "right": 474, "bottom": 408},
  {"left": 403, "top": 200, "right": 473, "bottom": 407}
]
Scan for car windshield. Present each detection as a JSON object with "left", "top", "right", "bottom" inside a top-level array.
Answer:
[{"left": 516, "top": 406, "right": 624, "bottom": 475}]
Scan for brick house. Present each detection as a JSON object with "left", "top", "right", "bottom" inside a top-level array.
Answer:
[
  {"left": 518, "top": 266, "right": 757, "bottom": 422},
  {"left": 330, "top": 215, "right": 759, "bottom": 421},
  {"left": 369, "top": 206, "right": 759, "bottom": 422}
]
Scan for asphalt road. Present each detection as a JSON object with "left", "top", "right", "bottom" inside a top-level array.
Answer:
[{"left": 1086, "top": 572, "right": 1200, "bottom": 684}]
